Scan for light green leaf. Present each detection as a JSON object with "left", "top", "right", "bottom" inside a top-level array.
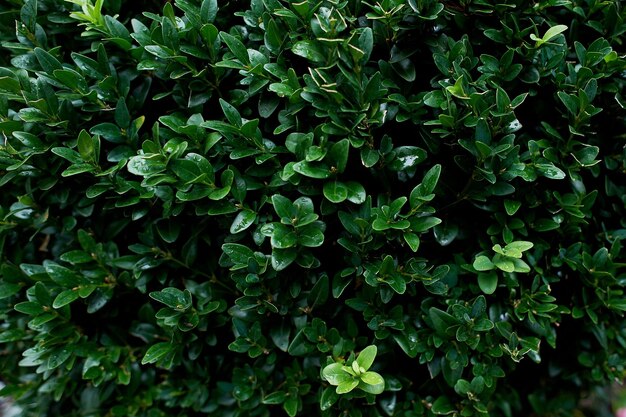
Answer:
[
  {"left": 360, "top": 370, "right": 384, "bottom": 386},
  {"left": 336, "top": 378, "right": 359, "bottom": 394},
  {"left": 473, "top": 255, "right": 495, "bottom": 271},
  {"left": 531, "top": 24, "right": 568, "bottom": 46},
  {"left": 512, "top": 258, "right": 531, "bottom": 273},
  {"left": 356, "top": 345, "right": 377, "bottom": 371},
  {"left": 446, "top": 75, "right": 468, "bottom": 99},
  {"left": 504, "top": 241, "right": 533, "bottom": 254},
  {"left": 358, "top": 379, "right": 385, "bottom": 394},
  {"left": 493, "top": 255, "right": 515, "bottom": 273},
  {"left": 322, "top": 363, "right": 350, "bottom": 385}
]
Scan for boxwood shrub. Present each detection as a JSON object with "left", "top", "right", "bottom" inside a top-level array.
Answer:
[{"left": 1, "top": 0, "right": 626, "bottom": 416}]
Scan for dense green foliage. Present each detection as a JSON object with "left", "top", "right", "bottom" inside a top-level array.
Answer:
[{"left": 1, "top": 0, "right": 626, "bottom": 416}]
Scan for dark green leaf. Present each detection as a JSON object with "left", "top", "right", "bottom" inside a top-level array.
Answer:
[
  {"left": 142, "top": 342, "right": 174, "bottom": 364},
  {"left": 230, "top": 210, "right": 256, "bottom": 234},
  {"left": 477, "top": 272, "right": 498, "bottom": 294},
  {"left": 34, "top": 47, "right": 63, "bottom": 73},
  {"left": 52, "top": 289, "right": 80, "bottom": 308},
  {"left": 323, "top": 181, "right": 349, "bottom": 203}
]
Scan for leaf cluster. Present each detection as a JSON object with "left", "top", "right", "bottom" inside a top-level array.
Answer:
[{"left": 1, "top": 0, "right": 626, "bottom": 416}]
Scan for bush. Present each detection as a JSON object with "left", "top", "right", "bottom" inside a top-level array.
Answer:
[{"left": 1, "top": 0, "right": 625, "bottom": 416}]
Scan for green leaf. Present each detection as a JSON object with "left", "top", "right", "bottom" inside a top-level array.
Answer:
[
  {"left": 322, "top": 362, "right": 351, "bottom": 385},
  {"left": 328, "top": 139, "right": 350, "bottom": 173},
  {"left": 20, "top": 0, "right": 37, "bottom": 32},
  {"left": 14, "top": 301, "right": 44, "bottom": 315},
  {"left": 360, "top": 370, "right": 384, "bottom": 386},
  {"left": 323, "top": 181, "right": 349, "bottom": 203},
  {"left": 431, "top": 396, "right": 456, "bottom": 415},
  {"left": 77, "top": 130, "right": 94, "bottom": 161},
  {"left": 219, "top": 98, "right": 243, "bottom": 127},
  {"left": 336, "top": 378, "right": 359, "bottom": 394},
  {"left": 403, "top": 233, "right": 420, "bottom": 252},
  {"left": 512, "top": 258, "right": 531, "bottom": 273},
  {"left": 0, "top": 283, "right": 21, "bottom": 299},
  {"left": 454, "top": 379, "right": 471, "bottom": 395},
  {"left": 264, "top": 18, "right": 283, "bottom": 54},
  {"left": 45, "top": 262, "right": 79, "bottom": 286},
  {"left": 345, "top": 181, "right": 366, "bottom": 204},
  {"left": 149, "top": 287, "right": 192, "bottom": 311},
  {"left": 200, "top": 0, "right": 218, "bottom": 23},
  {"left": 493, "top": 255, "right": 515, "bottom": 273},
  {"left": 356, "top": 345, "right": 377, "bottom": 371},
  {"left": 433, "top": 223, "right": 458, "bottom": 246},
  {"left": 477, "top": 272, "right": 498, "bottom": 295},
  {"left": 12, "top": 131, "right": 44, "bottom": 149},
  {"left": 272, "top": 194, "right": 294, "bottom": 219},
  {"left": 473, "top": 255, "right": 495, "bottom": 271},
  {"left": 388, "top": 146, "right": 427, "bottom": 171},
  {"left": 52, "top": 289, "right": 80, "bottom": 308},
  {"left": 557, "top": 91, "right": 578, "bottom": 115},
  {"left": 421, "top": 164, "right": 442, "bottom": 194},
  {"left": 504, "top": 200, "right": 521, "bottom": 216},
  {"left": 262, "top": 391, "right": 286, "bottom": 405},
  {"left": 320, "top": 387, "right": 339, "bottom": 411},
  {"left": 34, "top": 47, "right": 63, "bottom": 74},
  {"left": 298, "top": 224, "right": 324, "bottom": 247},
  {"left": 142, "top": 342, "right": 174, "bottom": 364},
  {"left": 429, "top": 308, "right": 458, "bottom": 335},
  {"left": 230, "top": 209, "right": 256, "bottom": 234},
  {"left": 446, "top": 75, "right": 468, "bottom": 99},
  {"left": 156, "top": 220, "right": 181, "bottom": 243},
  {"left": 222, "top": 243, "right": 254, "bottom": 266},
  {"left": 361, "top": 148, "right": 379, "bottom": 167},
  {"left": 358, "top": 378, "right": 385, "bottom": 394},
  {"left": 127, "top": 154, "right": 167, "bottom": 176},
  {"left": 115, "top": 98, "right": 131, "bottom": 127},
  {"left": 283, "top": 397, "right": 299, "bottom": 417},
  {"left": 0, "top": 329, "right": 26, "bottom": 343},
  {"left": 270, "top": 224, "right": 297, "bottom": 249},
  {"left": 54, "top": 69, "right": 88, "bottom": 91},
  {"left": 220, "top": 32, "right": 249, "bottom": 64},
  {"left": 411, "top": 217, "right": 442, "bottom": 233},
  {"left": 271, "top": 248, "right": 297, "bottom": 271},
  {"left": 293, "top": 161, "right": 331, "bottom": 179},
  {"left": 307, "top": 274, "right": 329, "bottom": 308},
  {"left": 530, "top": 24, "right": 568, "bottom": 46},
  {"left": 269, "top": 321, "right": 291, "bottom": 352},
  {"left": 52, "top": 147, "right": 83, "bottom": 164},
  {"left": 291, "top": 40, "right": 326, "bottom": 63},
  {"left": 504, "top": 241, "right": 533, "bottom": 254}
]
